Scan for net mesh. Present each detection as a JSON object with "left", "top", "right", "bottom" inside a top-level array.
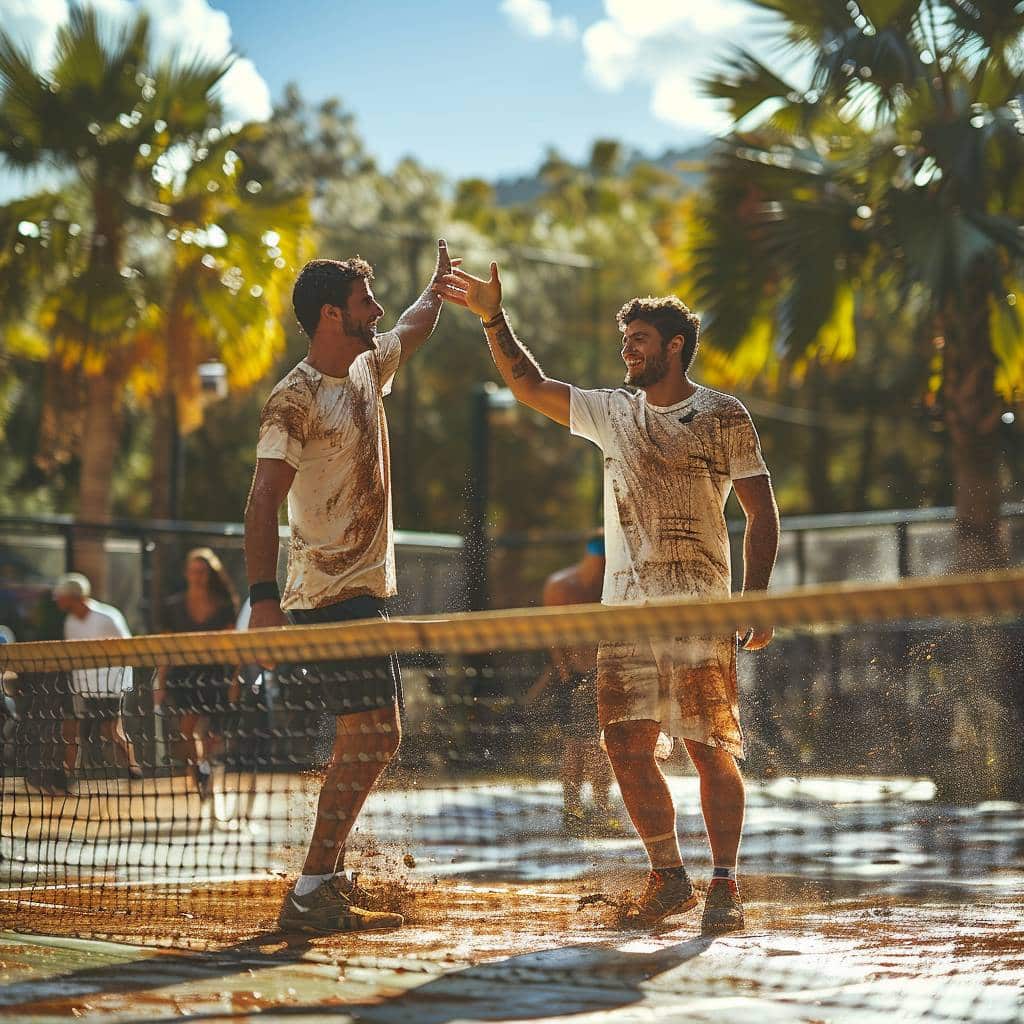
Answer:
[{"left": 1, "top": 571, "right": 1022, "bottom": 959}]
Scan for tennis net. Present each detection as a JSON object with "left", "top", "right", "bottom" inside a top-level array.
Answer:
[{"left": 1, "top": 570, "right": 1022, "bottom": 947}]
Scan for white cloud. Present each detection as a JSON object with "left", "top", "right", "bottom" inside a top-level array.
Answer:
[
  {"left": 582, "top": 0, "right": 776, "bottom": 134},
  {"left": 500, "top": 0, "right": 578, "bottom": 41},
  {"left": 0, "top": 0, "right": 271, "bottom": 124},
  {"left": 1, "top": 0, "right": 70, "bottom": 66}
]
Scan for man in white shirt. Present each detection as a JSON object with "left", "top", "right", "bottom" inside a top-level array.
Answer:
[
  {"left": 245, "top": 241, "right": 454, "bottom": 934},
  {"left": 53, "top": 573, "right": 142, "bottom": 783},
  {"left": 436, "top": 264, "right": 779, "bottom": 934}
]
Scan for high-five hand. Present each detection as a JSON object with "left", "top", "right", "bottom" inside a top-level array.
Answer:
[
  {"left": 432, "top": 238, "right": 455, "bottom": 285},
  {"left": 434, "top": 262, "right": 503, "bottom": 320}
]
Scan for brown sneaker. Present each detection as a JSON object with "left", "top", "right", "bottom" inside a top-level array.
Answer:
[
  {"left": 701, "top": 878, "right": 744, "bottom": 934},
  {"left": 623, "top": 868, "right": 698, "bottom": 929},
  {"left": 278, "top": 877, "right": 404, "bottom": 934}
]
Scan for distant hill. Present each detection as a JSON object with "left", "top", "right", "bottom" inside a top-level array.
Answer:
[{"left": 490, "top": 140, "right": 713, "bottom": 207}]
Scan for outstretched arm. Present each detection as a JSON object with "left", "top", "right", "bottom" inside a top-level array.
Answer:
[
  {"left": 435, "top": 261, "right": 571, "bottom": 426},
  {"left": 394, "top": 239, "right": 457, "bottom": 365}
]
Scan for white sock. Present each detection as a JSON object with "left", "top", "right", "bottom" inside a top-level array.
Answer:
[
  {"left": 197, "top": 760, "right": 211, "bottom": 775},
  {"left": 294, "top": 872, "right": 333, "bottom": 897}
]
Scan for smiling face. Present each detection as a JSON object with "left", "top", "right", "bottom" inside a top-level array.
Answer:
[
  {"left": 621, "top": 319, "right": 678, "bottom": 388},
  {"left": 340, "top": 278, "right": 385, "bottom": 350}
]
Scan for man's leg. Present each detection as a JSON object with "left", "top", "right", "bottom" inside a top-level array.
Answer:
[
  {"left": 681, "top": 739, "right": 745, "bottom": 868},
  {"left": 586, "top": 737, "right": 614, "bottom": 815},
  {"left": 61, "top": 717, "right": 79, "bottom": 776},
  {"left": 279, "top": 702, "right": 404, "bottom": 933},
  {"left": 561, "top": 738, "right": 585, "bottom": 820},
  {"left": 604, "top": 718, "right": 696, "bottom": 926},
  {"left": 300, "top": 703, "right": 401, "bottom": 875},
  {"left": 683, "top": 739, "right": 746, "bottom": 934},
  {"left": 604, "top": 718, "right": 680, "bottom": 866},
  {"left": 100, "top": 715, "right": 143, "bottom": 776}
]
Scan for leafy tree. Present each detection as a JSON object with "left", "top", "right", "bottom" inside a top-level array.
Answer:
[
  {"left": 693, "top": 0, "right": 1024, "bottom": 568},
  {"left": 0, "top": 4, "right": 235, "bottom": 591}
]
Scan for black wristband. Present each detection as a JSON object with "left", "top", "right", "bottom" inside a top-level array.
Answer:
[
  {"left": 481, "top": 310, "right": 505, "bottom": 329},
  {"left": 249, "top": 581, "right": 280, "bottom": 605}
]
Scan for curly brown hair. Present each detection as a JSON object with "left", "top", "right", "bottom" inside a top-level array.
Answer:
[
  {"left": 616, "top": 296, "right": 701, "bottom": 375},
  {"left": 292, "top": 257, "right": 375, "bottom": 338}
]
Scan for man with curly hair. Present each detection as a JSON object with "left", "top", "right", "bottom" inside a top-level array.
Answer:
[{"left": 436, "top": 264, "right": 779, "bottom": 934}]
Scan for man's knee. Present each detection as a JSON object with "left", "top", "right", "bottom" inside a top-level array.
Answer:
[
  {"left": 686, "top": 740, "right": 740, "bottom": 778},
  {"left": 603, "top": 720, "right": 658, "bottom": 769}
]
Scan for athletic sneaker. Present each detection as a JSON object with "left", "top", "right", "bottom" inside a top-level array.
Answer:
[
  {"left": 623, "top": 868, "right": 698, "bottom": 928},
  {"left": 278, "top": 877, "right": 404, "bottom": 934},
  {"left": 701, "top": 878, "right": 744, "bottom": 934}
]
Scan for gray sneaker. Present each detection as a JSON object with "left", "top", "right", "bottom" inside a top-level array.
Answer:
[
  {"left": 278, "top": 877, "right": 404, "bottom": 934},
  {"left": 701, "top": 879, "right": 744, "bottom": 934}
]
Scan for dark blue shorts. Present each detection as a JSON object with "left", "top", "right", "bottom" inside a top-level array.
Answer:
[{"left": 285, "top": 595, "right": 402, "bottom": 717}]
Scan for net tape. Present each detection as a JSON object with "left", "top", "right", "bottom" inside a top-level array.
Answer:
[{"left": 3, "top": 568, "right": 1023, "bottom": 672}]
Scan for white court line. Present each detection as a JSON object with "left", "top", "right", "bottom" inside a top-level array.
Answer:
[{"left": 0, "top": 871, "right": 272, "bottom": 894}]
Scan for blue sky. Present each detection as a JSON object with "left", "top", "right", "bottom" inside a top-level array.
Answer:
[{"left": 1, "top": 0, "right": 786, "bottom": 191}]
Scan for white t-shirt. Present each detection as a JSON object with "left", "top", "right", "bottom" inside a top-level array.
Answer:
[
  {"left": 256, "top": 330, "right": 402, "bottom": 611},
  {"left": 63, "top": 600, "right": 134, "bottom": 697},
  {"left": 569, "top": 384, "right": 768, "bottom": 606}
]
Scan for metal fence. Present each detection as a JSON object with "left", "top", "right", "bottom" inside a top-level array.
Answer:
[{"left": 0, "top": 515, "right": 465, "bottom": 640}]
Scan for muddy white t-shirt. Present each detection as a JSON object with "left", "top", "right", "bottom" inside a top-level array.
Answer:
[
  {"left": 256, "top": 331, "right": 402, "bottom": 611},
  {"left": 569, "top": 384, "right": 768, "bottom": 606}
]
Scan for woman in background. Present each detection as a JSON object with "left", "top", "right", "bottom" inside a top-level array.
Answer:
[{"left": 155, "top": 548, "right": 239, "bottom": 799}]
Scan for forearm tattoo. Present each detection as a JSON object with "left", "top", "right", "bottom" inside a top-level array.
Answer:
[
  {"left": 495, "top": 322, "right": 519, "bottom": 360},
  {"left": 486, "top": 314, "right": 538, "bottom": 383}
]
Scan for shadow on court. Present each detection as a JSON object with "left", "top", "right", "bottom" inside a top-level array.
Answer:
[{"left": 1, "top": 931, "right": 714, "bottom": 1022}]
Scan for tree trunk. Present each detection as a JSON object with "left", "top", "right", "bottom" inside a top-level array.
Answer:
[
  {"left": 148, "top": 392, "right": 177, "bottom": 630},
  {"left": 934, "top": 278, "right": 1021, "bottom": 801},
  {"left": 74, "top": 373, "right": 122, "bottom": 600},
  {"left": 941, "top": 284, "right": 1007, "bottom": 572}
]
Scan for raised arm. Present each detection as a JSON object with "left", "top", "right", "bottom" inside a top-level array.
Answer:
[
  {"left": 244, "top": 457, "right": 296, "bottom": 630},
  {"left": 732, "top": 473, "right": 780, "bottom": 650},
  {"left": 435, "top": 261, "right": 571, "bottom": 427},
  {"left": 393, "top": 239, "right": 456, "bottom": 366}
]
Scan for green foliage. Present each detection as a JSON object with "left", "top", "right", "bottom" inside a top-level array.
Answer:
[{"left": 689, "top": 0, "right": 1024, "bottom": 546}]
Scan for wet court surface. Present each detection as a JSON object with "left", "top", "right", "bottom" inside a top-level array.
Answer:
[
  {"left": 1, "top": 885, "right": 1023, "bottom": 1023},
  {"left": 2, "top": 777, "right": 1023, "bottom": 1021}
]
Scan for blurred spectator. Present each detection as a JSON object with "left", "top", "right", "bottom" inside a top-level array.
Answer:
[
  {"left": 1, "top": 626, "right": 17, "bottom": 768},
  {"left": 53, "top": 573, "right": 142, "bottom": 784},
  {"left": 154, "top": 548, "right": 238, "bottom": 800}
]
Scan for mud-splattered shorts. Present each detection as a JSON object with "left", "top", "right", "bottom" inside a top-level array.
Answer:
[
  {"left": 286, "top": 595, "right": 402, "bottom": 716},
  {"left": 596, "top": 635, "right": 744, "bottom": 759}
]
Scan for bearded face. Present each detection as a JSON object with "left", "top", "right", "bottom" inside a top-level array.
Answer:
[
  {"left": 621, "top": 319, "right": 672, "bottom": 388},
  {"left": 342, "top": 279, "right": 385, "bottom": 349},
  {"left": 624, "top": 345, "right": 670, "bottom": 388}
]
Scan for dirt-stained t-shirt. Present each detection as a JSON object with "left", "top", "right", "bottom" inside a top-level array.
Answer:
[
  {"left": 256, "top": 331, "right": 402, "bottom": 610},
  {"left": 569, "top": 384, "right": 768, "bottom": 607}
]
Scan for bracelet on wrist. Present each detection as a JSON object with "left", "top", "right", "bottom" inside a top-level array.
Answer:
[
  {"left": 481, "top": 309, "right": 505, "bottom": 329},
  {"left": 248, "top": 581, "right": 281, "bottom": 605}
]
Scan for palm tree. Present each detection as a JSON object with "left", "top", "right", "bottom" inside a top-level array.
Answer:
[
  {"left": 0, "top": 4, "right": 233, "bottom": 592},
  {"left": 693, "top": 0, "right": 1024, "bottom": 569}
]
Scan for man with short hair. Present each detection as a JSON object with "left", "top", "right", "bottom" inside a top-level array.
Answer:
[
  {"left": 53, "top": 573, "right": 142, "bottom": 785},
  {"left": 245, "top": 241, "right": 455, "bottom": 934},
  {"left": 436, "top": 265, "right": 779, "bottom": 934}
]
